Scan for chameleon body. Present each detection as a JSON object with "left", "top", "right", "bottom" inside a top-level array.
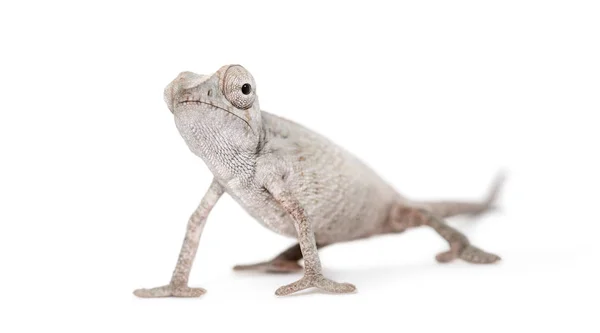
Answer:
[{"left": 134, "top": 65, "right": 502, "bottom": 297}]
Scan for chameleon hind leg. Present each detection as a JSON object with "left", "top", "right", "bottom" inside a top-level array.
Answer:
[
  {"left": 389, "top": 205, "right": 501, "bottom": 264},
  {"left": 233, "top": 243, "right": 328, "bottom": 273}
]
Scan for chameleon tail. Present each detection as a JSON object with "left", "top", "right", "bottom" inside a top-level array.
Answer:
[{"left": 416, "top": 172, "right": 506, "bottom": 218}]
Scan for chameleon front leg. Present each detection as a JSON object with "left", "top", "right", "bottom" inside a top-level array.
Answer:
[
  {"left": 233, "top": 243, "right": 328, "bottom": 273},
  {"left": 133, "top": 178, "right": 224, "bottom": 298},
  {"left": 266, "top": 182, "right": 355, "bottom": 296}
]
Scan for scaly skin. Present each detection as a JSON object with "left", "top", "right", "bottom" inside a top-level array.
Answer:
[{"left": 134, "top": 65, "right": 503, "bottom": 298}]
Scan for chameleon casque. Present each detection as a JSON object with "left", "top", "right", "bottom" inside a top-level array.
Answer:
[{"left": 133, "top": 64, "right": 503, "bottom": 297}]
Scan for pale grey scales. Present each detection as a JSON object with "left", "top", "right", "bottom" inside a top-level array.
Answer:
[{"left": 133, "top": 65, "right": 502, "bottom": 297}]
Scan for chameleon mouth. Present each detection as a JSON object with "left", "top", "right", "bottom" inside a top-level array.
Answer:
[{"left": 178, "top": 100, "right": 252, "bottom": 130}]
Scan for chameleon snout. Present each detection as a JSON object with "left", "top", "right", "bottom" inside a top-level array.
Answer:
[{"left": 163, "top": 71, "right": 209, "bottom": 113}]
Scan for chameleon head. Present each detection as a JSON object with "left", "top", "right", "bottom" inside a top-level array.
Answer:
[
  {"left": 163, "top": 65, "right": 262, "bottom": 157},
  {"left": 164, "top": 65, "right": 261, "bottom": 140}
]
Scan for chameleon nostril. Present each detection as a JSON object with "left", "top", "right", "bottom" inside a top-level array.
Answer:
[{"left": 207, "top": 89, "right": 212, "bottom": 97}]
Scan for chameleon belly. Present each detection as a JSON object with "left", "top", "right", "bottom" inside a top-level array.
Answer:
[{"left": 225, "top": 112, "right": 399, "bottom": 244}]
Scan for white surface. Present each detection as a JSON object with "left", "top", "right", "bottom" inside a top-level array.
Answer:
[{"left": 1, "top": 1, "right": 598, "bottom": 332}]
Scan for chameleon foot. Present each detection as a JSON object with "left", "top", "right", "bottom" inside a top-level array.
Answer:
[
  {"left": 233, "top": 259, "right": 303, "bottom": 273},
  {"left": 275, "top": 274, "right": 356, "bottom": 296},
  {"left": 133, "top": 284, "right": 206, "bottom": 298},
  {"left": 436, "top": 245, "right": 501, "bottom": 264}
]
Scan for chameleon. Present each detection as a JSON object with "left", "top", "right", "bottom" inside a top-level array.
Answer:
[{"left": 133, "top": 64, "right": 503, "bottom": 298}]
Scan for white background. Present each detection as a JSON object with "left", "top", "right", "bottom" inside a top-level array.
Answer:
[{"left": 1, "top": 1, "right": 598, "bottom": 332}]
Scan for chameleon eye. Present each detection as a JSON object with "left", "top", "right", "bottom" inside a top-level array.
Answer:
[
  {"left": 241, "top": 83, "right": 251, "bottom": 95},
  {"left": 222, "top": 65, "right": 256, "bottom": 110}
]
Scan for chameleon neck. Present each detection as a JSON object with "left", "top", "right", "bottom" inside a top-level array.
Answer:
[{"left": 187, "top": 121, "right": 257, "bottom": 182}]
